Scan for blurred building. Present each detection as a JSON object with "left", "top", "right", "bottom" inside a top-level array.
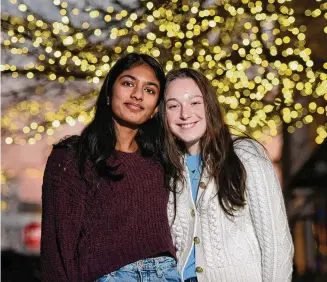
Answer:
[{"left": 286, "top": 128, "right": 327, "bottom": 279}]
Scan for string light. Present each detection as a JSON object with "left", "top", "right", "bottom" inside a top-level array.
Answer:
[{"left": 1, "top": 0, "right": 326, "bottom": 145}]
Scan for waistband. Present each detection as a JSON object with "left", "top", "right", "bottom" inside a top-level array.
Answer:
[{"left": 119, "top": 256, "right": 176, "bottom": 272}]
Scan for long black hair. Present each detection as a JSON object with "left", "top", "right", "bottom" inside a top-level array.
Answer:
[{"left": 56, "top": 53, "right": 166, "bottom": 182}]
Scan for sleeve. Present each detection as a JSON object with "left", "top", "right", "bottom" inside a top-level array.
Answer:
[
  {"left": 41, "top": 147, "right": 87, "bottom": 282},
  {"left": 236, "top": 140, "right": 294, "bottom": 282}
]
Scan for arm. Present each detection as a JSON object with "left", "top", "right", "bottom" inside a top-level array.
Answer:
[
  {"left": 236, "top": 140, "right": 294, "bottom": 282},
  {"left": 41, "top": 147, "right": 86, "bottom": 282}
]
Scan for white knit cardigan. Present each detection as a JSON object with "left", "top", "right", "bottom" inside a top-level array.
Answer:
[{"left": 167, "top": 139, "right": 294, "bottom": 282}]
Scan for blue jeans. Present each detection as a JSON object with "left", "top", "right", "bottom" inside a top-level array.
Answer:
[
  {"left": 95, "top": 256, "right": 181, "bottom": 282},
  {"left": 185, "top": 278, "right": 198, "bottom": 282}
]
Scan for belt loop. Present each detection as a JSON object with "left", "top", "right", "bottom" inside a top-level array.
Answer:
[
  {"left": 155, "top": 258, "right": 163, "bottom": 277},
  {"left": 137, "top": 260, "right": 144, "bottom": 282},
  {"left": 137, "top": 260, "right": 144, "bottom": 270}
]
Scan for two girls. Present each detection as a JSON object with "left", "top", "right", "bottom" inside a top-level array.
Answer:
[{"left": 41, "top": 53, "right": 294, "bottom": 282}]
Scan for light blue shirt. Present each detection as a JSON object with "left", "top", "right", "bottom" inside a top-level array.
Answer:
[{"left": 183, "top": 154, "right": 202, "bottom": 280}]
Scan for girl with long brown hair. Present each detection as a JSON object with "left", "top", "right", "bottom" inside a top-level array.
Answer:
[{"left": 161, "top": 68, "right": 294, "bottom": 282}]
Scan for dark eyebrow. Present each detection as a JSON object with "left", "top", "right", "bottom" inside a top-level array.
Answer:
[
  {"left": 119, "top": 75, "right": 159, "bottom": 90},
  {"left": 119, "top": 74, "right": 137, "bottom": 81}
]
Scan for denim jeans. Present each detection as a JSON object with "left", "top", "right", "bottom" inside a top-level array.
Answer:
[
  {"left": 185, "top": 278, "right": 198, "bottom": 282},
  {"left": 94, "top": 256, "right": 181, "bottom": 282}
]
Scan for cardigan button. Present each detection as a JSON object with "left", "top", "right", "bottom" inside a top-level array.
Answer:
[
  {"left": 190, "top": 209, "right": 195, "bottom": 217},
  {"left": 194, "top": 237, "right": 200, "bottom": 244},
  {"left": 196, "top": 267, "right": 204, "bottom": 273},
  {"left": 199, "top": 182, "right": 206, "bottom": 189}
]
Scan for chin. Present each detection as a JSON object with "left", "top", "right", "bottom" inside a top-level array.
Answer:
[
  {"left": 177, "top": 137, "right": 198, "bottom": 144},
  {"left": 114, "top": 116, "right": 145, "bottom": 128}
]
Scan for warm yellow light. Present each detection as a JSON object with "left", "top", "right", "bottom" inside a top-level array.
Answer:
[
  {"left": 18, "top": 4, "right": 27, "bottom": 11},
  {"left": 5, "top": 137, "right": 13, "bottom": 145},
  {"left": 1, "top": 0, "right": 325, "bottom": 145}
]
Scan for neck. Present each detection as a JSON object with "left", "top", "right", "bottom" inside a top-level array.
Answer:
[
  {"left": 186, "top": 140, "right": 200, "bottom": 155},
  {"left": 114, "top": 119, "right": 139, "bottom": 153}
]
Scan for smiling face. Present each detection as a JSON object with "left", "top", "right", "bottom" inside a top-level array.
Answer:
[
  {"left": 165, "top": 78, "right": 207, "bottom": 155},
  {"left": 111, "top": 64, "right": 160, "bottom": 128}
]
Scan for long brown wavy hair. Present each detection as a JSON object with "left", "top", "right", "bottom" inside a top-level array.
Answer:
[{"left": 160, "top": 68, "right": 248, "bottom": 216}]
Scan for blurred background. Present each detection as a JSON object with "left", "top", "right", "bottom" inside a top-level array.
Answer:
[{"left": 1, "top": 0, "right": 326, "bottom": 281}]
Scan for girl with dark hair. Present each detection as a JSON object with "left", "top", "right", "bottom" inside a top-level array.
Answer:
[
  {"left": 161, "top": 68, "right": 294, "bottom": 282},
  {"left": 41, "top": 53, "right": 181, "bottom": 282}
]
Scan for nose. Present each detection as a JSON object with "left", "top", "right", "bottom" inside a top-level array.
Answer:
[
  {"left": 130, "top": 84, "right": 144, "bottom": 101},
  {"left": 180, "top": 104, "right": 192, "bottom": 120}
]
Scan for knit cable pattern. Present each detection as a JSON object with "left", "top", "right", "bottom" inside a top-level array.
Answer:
[
  {"left": 169, "top": 139, "right": 294, "bottom": 282},
  {"left": 236, "top": 140, "right": 294, "bottom": 282}
]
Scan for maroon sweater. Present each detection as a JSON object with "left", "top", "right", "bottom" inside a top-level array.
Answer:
[{"left": 41, "top": 147, "right": 176, "bottom": 282}]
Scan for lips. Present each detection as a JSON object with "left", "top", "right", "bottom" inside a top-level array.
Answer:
[
  {"left": 178, "top": 122, "right": 198, "bottom": 129},
  {"left": 124, "top": 102, "right": 144, "bottom": 111}
]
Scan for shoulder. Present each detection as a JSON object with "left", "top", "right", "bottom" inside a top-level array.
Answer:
[
  {"left": 45, "top": 141, "right": 80, "bottom": 180},
  {"left": 44, "top": 138, "right": 88, "bottom": 190},
  {"left": 233, "top": 137, "right": 269, "bottom": 163},
  {"left": 47, "top": 135, "right": 78, "bottom": 163},
  {"left": 54, "top": 135, "right": 79, "bottom": 150},
  {"left": 47, "top": 146, "right": 76, "bottom": 168},
  {"left": 43, "top": 140, "right": 89, "bottom": 201}
]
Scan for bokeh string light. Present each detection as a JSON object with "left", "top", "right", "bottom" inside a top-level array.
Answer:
[{"left": 1, "top": 0, "right": 327, "bottom": 146}]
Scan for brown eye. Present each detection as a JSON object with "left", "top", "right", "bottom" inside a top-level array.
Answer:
[
  {"left": 123, "top": 81, "right": 133, "bottom": 87},
  {"left": 145, "top": 88, "right": 155, "bottom": 94}
]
